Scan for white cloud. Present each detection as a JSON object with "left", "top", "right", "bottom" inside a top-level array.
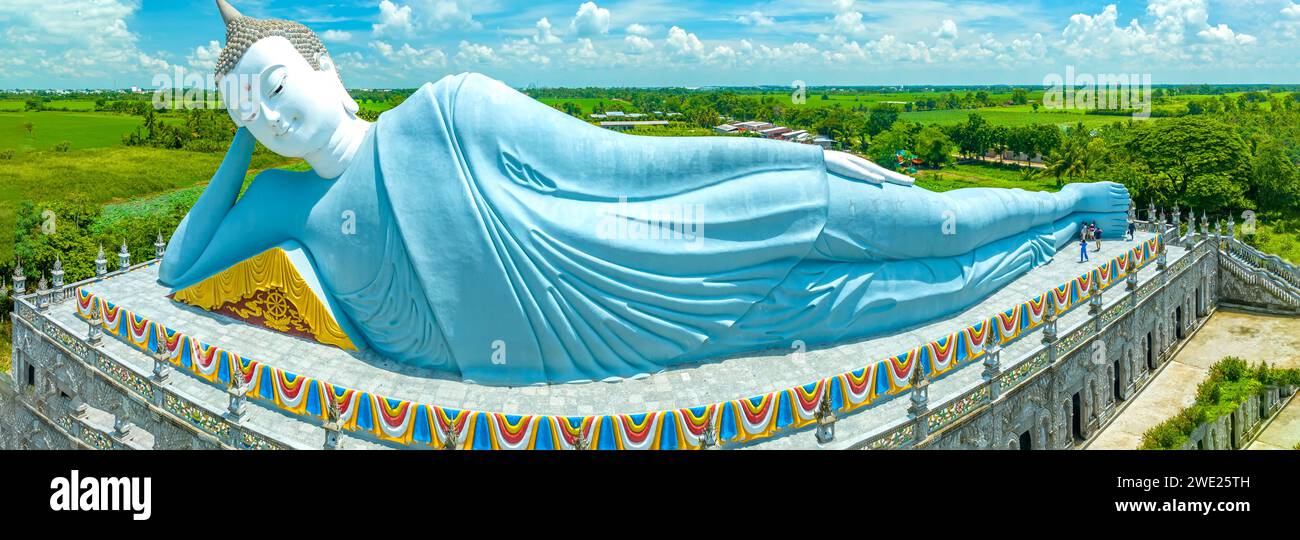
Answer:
[
  {"left": 187, "top": 41, "right": 223, "bottom": 71},
  {"left": 934, "top": 19, "right": 958, "bottom": 40},
  {"left": 1285, "top": 2, "right": 1300, "bottom": 17},
  {"left": 1198, "top": 23, "right": 1255, "bottom": 44},
  {"left": 571, "top": 2, "right": 611, "bottom": 37},
  {"left": 455, "top": 40, "right": 497, "bottom": 64},
  {"left": 625, "top": 23, "right": 652, "bottom": 36},
  {"left": 501, "top": 38, "right": 551, "bottom": 66},
  {"left": 419, "top": 0, "right": 480, "bottom": 31},
  {"left": 0, "top": 0, "right": 171, "bottom": 84},
  {"left": 737, "top": 11, "right": 775, "bottom": 27},
  {"left": 320, "top": 30, "right": 353, "bottom": 43},
  {"left": 534, "top": 17, "right": 562, "bottom": 44},
  {"left": 567, "top": 38, "right": 599, "bottom": 63},
  {"left": 832, "top": 9, "right": 867, "bottom": 38},
  {"left": 372, "top": 1, "right": 414, "bottom": 37},
  {"left": 625, "top": 35, "right": 654, "bottom": 53},
  {"left": 665, "top": 26, "right": 704, "bottom": 58}
]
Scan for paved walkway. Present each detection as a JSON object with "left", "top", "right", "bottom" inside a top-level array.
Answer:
[
  {"left": 1089, "top": 311, "right": 1300, "bottom": 450},
  {"left": 1247, "top": 396, "right": 1300, "bottom": 450},
  {"left": 59, "top": 234, "right": 1174, "bottom": 448}
]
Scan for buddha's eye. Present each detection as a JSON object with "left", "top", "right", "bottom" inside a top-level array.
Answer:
[{"left": 264, "top": 67, "right": 287, "bottom": 98}]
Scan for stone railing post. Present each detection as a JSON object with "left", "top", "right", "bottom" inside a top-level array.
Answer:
[
  {"left": 36, "top": 276, "right": 50, "bottom": 311},
  {"left": 1089, "top": 269, "right": 1103, "bottom": 315},
  {"left": 154, "top": 232, "right": 166, "bottom": 260},
  {"left": 150, "top": 327, "right": 169, "bottom": 385},
  {"left": 815, "top": 387, "right": 836, "bottom": 444},
  {"left": 441, "top": 419, "right": 462, "bottom": 450},
  {"left": 87, "top": 303, "right": 103, "bottom": 346},
  {"left": 1171, "top": 206, "right": 1181, "bottom": 244},
  {"left": 226, "top": 364, "right": 247, "bottom": 424},
  {"left": 95, "top": 245, "right": 108, "bottom": 277},
  {"left": 118, "top": 240, "right": 131, "bottom": 271},
  {"left": 908, "top": 364, "right": 930, "bottom": 443},
  {"left": 51, "top": 257, "right": 64, "bottom": 291},
  {"left": 982, "top": 335, "right": 1003, "bottom": 401},
  {"left": 111, "top": 401, "right": 132, "bottom": 437},
  {"left": 699, "top": 412, "right": 719, "bottom": 450},
  {"left": 1041, "top": 295, "right": 1058, "bottom": 350},
  {"left": 11, "top": 259, "right": 25, "bottom": 295},
  {"left": 322, "top": 394, "right": 341, "bottom": 449}
]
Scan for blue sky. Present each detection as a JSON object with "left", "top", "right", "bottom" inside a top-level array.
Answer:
[{"left": 1, "top": 0, "right": 1298, "bottom": 89}]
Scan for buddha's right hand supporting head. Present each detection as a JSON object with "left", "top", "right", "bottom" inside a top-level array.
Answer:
[{"left": 213, "top": 0, "right": 360, "bottom": 159}]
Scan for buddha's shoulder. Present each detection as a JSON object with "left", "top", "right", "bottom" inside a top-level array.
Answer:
[
  {"left": 401, "top": 72, "right": 514, "bottom": 105},
  {"left": 247, "top": 168, "right": 325, "bottom": 196}
]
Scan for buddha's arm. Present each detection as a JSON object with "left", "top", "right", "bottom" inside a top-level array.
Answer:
[
  {"left": 158, "top": 128, "right": 291, "bottom": 290},
  {"left": 158, "top": 128, "right": 255, "bottom": 286}
]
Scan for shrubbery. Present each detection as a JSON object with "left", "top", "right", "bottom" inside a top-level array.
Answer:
[{"left": 1139, "top": 357, "right": 1298, "bottom": 449}]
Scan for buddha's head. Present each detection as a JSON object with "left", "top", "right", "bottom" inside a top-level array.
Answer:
[{"left": 213, "top": 0, "right": 360, "bottom": 158}]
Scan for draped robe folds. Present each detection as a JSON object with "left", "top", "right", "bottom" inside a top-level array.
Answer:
[{"left": 367, "top": 73, "right": 1059, "bottom": 385}]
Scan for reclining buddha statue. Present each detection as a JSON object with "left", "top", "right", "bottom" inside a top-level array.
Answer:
[{"left": 159, "top": 0, "right": 1131, "bottom": 386}]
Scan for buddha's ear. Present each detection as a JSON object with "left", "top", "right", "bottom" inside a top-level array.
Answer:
[{"left": 317, "top": 52, "right": 359, "bottom": 116}]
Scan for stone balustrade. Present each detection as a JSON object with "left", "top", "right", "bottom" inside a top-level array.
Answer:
[{"left": 2, "top": 220, "right": 1290, "bottom": 450}]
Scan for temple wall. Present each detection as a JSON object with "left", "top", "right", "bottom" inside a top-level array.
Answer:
[
  {"left": 918, "top": 236, "right": 1220, "bottom": 449},
  {"left": 2, "top": 231, "right": 1294, "bottom": 450}
]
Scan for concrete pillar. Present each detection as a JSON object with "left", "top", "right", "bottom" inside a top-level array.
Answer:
[
  {"left": 1042, "top": 296, "right": 1058, "bottom": 345},
  {"left": 815, "top": 388, "right": 836, "bottom": 444},
  {"left": 1089, "top": 269, "right": 1103, "bottom": 315},
  {"left": 36, "top": 276, "right": 49, "bottom": 311},
  {"left": 87, "top": 304, "right": 103, "bottom": 346},
  {"left": 51, "top": 257, "right": 63, "bottom": 290},
  {"left": 322, "top": 395, "right": 341, "bottom": 450},
  {"left": 150, "top": 342, "right": 169, "bottom": 383},
  {"left": 908, "top": 366, "right": 930, "bottom": 443},
  {"left": 117, "top": 240, "right": 130, "bottom": 270},
  {"left": 154, "top": 232, "right": 166, "bottom": 260},
  {"left": 11, "top": 260, "right": 25, "bottom": 295},
  {"left": 95, "top": 245, "right": 107, "bottom": 277},
  {"left": 982, "top": 337, "right": 1003, "bottom": 401},
  {"left": 227, "top": 366, "right": 247, "bottom": 423}
]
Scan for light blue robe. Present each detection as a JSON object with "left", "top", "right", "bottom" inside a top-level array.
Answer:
[
  {"left": 165, "top": 72, "right": 1129, "bottom": 386},
  {"left": 370, "top": 74, "right": 1124, "bottom": 384}
]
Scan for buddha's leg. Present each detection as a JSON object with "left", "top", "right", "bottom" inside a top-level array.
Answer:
[{"left": 813, "top": 173, "right": 1130, "bottom": 262}]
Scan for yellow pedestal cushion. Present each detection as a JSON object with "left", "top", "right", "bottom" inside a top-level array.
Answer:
[{"left": 171, "top": 248, "right": 358, "bottom": 350}]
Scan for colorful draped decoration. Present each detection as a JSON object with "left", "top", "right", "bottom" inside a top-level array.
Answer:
[
  {"left": 74, "top": 235, "right": 1162, "bottom": 449},
  {"left": 171, "top": 248, "right": 356, "bottom": 350}
]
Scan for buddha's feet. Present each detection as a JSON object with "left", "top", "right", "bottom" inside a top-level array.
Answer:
[{"left": 1061, "top": 181, "right": 1130, "bottom": 215}]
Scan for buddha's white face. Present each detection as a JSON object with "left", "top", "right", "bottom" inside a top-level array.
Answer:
[{"left": 219, "top": 36, "right": 358, "bottom": 158}]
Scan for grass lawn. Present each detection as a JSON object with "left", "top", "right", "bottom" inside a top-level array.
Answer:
[
  {"left": 0, "top": 145, "right": 296, "bottom": 261},
  {"left": 901, "top": 106, "right": 1140, "bottom": 128},
  {"left": 0, "top": 110, "right": 144, "bottom": 152},
  {"left": 914, "top": 162, "right": 1060, "bottom": 193},
  {"left": 0, "top": 99, "right": 99, "bottom": 112},
  {"left": 1245, "top": 218, "right": 1300, "bottom": 265}
]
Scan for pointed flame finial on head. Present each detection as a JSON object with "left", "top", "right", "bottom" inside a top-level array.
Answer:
[{"left": 217, "top": 0, "right": 243, "bottom": 26}]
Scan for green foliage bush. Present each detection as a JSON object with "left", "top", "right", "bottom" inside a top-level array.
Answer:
[
  {"left": 53, "top": 141, "right": 70, "bottom": 152},
  {"left": 1140, "top": 356, "right": 1299, "bottom": 449}
]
